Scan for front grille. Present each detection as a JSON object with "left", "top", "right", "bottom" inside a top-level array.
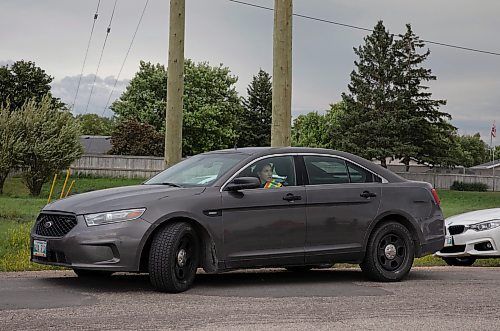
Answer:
[
  {"left": 440, "top": 245, "right": 466, "bottom": 253},
  {"left": 448, "top": 225, "right": 466, "bottom": 235},
  {"left": 33, "top": 249, "right": 68, "bottom": 264},
  {"left": 35, "top": 213, "right": 77, "bottom": 237}
]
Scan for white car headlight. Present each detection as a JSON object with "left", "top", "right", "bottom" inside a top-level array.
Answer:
[
  {"left": 469, "top": 220, "right": 500, "bottom": 232},
  {"left": 84, "top": 208, "right": 146, "bottom": 227}
]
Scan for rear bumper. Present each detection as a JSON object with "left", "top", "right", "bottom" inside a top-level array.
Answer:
[
  {"left": 30, "top": 216, "right": 150, "bottom": 272},
  {"left": 418, "top": 237, "right": 445, "bottom": 258}
]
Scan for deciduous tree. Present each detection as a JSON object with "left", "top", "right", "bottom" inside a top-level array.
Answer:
[
  {"left": 76, "top": 113, "right": 115, "bottom": 136},
  {"left": 16, "top": 96, "right": 83, "bottom": 196},
  {"left": 111, "top": 59, "right": 242, "bottom": 155},
  {"left": 0, "top": 60, "right": 63, "bottom": 110},
  {"left": 109, "top": 120, "right": 164, "bottom": 157},
  {"left": 0, "top": 102, "right": 22, "bottom": 194}
]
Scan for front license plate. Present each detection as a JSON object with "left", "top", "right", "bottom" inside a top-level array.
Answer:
[
  {"left": 444, "top": 235, "right": 454, "bottom": 247},
  {"left": 33, "top": 240, "right": 47, "bottom": 257}
]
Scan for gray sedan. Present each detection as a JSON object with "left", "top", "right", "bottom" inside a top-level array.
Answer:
[{"left": 31, "top": 147, "right": 445, "bottom": 292}]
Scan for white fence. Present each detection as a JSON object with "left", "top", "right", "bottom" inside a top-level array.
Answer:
[{"left": 70, "top": 154, "right": 500, "bottom": 190}]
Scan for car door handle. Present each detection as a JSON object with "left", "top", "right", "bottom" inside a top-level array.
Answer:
[
  {"left": 360, "top": 191, "right": 377, "bottom": 198},
  {"left": 283, "top": 193, "right": 302, "bottom": 202}
]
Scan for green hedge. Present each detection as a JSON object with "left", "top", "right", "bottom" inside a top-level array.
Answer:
[{"left": 450, "top": 181, "right": 488, "bottom": 192}]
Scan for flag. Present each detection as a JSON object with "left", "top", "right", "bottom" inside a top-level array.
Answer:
[{"left": 492, "top": 122, "right": 497, "bottom": 138}]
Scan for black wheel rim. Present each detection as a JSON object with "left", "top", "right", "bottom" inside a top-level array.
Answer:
[
  {"left": 377, "top": 233, "right": 407, "bottom": 271},
  {"left": 174, "top": 234, "right": 195, "bottom": 282}
]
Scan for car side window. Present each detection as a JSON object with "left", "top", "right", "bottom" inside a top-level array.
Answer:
[
  {"left": 346, "top": 161, "right": 381, "bottom": 183},
  {"left": 237, "top": 156, "right": 296, "bottom": 188},
  {"left": 304, "top": 156, "right": 349, "bottom": 185}
]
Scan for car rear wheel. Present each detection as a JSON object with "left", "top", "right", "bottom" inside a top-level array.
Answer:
[
  {"left": 360, "top": 222, "right": 414, "bottom": 282},
  {"left": 149, "top": 222, "right": 200, "bottom": 293},
  {"left": 73, "top": 269, "right": 113, "bottom": 277},
  {"left": 442, "top": 257, "right": 476, "bottom": 266}
]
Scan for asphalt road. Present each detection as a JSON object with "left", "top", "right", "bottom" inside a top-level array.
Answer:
[{"left": 1, "top": 267, "right": 499, "bottom": 330}]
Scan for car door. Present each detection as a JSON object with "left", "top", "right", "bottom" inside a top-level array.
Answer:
[
  {"left": 301, "top": 155, "right": 382, "bottom": 263},
  {"left": 221, "top": 155, "right": 306, "bottom": 268}
]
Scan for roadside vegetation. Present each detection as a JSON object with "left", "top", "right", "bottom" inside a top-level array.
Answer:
[
  {"left": 1, "top": 177, "right": 499, "bottom": 271},
  {"left": 0, "top": 176, "right": 143, "bottom": 271}
]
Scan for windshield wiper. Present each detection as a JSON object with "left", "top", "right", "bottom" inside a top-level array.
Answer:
[{"left": 158, "top": 182, "right": 183, "bottom": 188}]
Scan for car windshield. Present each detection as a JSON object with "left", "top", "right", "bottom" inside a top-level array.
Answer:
[{"left": 144, "top": 153, "right": 247, "bottom": 187}]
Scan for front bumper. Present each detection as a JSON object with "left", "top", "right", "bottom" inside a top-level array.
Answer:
[
  {"left": 30, "top": 215, "right": 151, "bottom": 272},
  {"left": 435, "top": 227, "right": 500, "bottom": 258}
]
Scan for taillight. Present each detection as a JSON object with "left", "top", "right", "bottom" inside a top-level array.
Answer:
[{"left": 431, "top": 188, "right": 441, "bottom": 205}]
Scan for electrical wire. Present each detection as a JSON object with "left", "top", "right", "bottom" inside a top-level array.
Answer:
[
  {"left": 101, "top": 0, "right": 150, "bottom": 116},
  {"left": 227, "top": 0, "right": 500, "bottom": 57},
  {"left": 83, "top": 0, "right": 119, "bottom": 115},
  {"left": 71, "top": 0, "right": 101, "bottom": 113}
]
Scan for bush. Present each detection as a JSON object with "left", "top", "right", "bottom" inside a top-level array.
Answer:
[
  {"left": 450, "top": 181, "right": 488, "bottom": 192},
  {"left": 16, "top": 95, "right": 83, "bottom": 196}
]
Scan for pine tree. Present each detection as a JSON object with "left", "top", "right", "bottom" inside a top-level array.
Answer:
[
  {"left": 394, "top": 24, "right": 454, "bottom": 169},
  {"left": 337, "top": 21, "right": 403, "bottom": 167},
  {"left": 239, "top": 69, "right": 272, "bottom": 147}
]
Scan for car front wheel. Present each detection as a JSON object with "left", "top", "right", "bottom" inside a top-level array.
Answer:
[
  {"left": 149, "top": 222, "right": 200, "bottom": 293},
  {"left": 442, "top": 257, "right": 476, "bottom": 266},
  {"left": 360, "top": 222, "right": 415, "bottom": 282}
]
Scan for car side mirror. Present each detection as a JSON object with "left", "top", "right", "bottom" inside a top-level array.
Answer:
[{"left": 226, "top": 177, "right": 261, "bottom": 191}]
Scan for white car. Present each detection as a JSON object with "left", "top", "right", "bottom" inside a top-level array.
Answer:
[{"left": 436, "top": 208, "right": 500, "bottom": 266}]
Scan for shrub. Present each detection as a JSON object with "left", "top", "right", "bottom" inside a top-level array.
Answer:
[
  {"left": 450, "top": 181, "right": 488, "bottom": 192},
  {"left": 16, "top": 96, "right": 83, "bottom": 196}
]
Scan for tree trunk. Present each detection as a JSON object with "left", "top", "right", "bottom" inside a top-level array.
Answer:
[
  {"left": 26, "top": 177, "right": 44, "bottom": 196},
  {"left": 0, "top": 173, "right": 7, "bottom": 195},
  {"left": 380, "top": 158, "right": 387, "bottom": 168},
  {"left": 404, "top": 157, "right": 410, "bottom": 172}
]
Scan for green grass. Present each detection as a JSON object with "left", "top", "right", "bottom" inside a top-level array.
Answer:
[
  {"left": 1, "top": 178, "right": 500, "bottom": 271},
  {"left": 0, "top": 176, "right": 144, "bottom": 271}
]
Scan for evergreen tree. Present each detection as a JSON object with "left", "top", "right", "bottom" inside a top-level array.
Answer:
[
  {"left": 394, "top": 24, "right": 454, "bottom": 169},
  {"left": 239, "top": 69, "right": 272, "bottom": 147},
  {"left": 337, "top": 21, "right": 403, "bottom": 167}
]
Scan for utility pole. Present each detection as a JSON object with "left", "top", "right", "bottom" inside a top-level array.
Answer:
[
  {"left": 165, "top": 0, "right": 185, "bottom": 167},
  {"left": 271, "top": 0, "right": 293, "bottom": 147}
]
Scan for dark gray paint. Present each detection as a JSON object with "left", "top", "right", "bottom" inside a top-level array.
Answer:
[{"left": 31, "top": 147, "right": 444, "bottom": 273}]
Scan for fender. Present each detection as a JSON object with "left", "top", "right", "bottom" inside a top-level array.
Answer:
[{"left": 362, "top": 209, "right": 424, "bottom": 253}]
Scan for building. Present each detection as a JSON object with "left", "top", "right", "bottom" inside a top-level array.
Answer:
[{"left": 79, "top": 135, "right": 112, "bottom": 155}]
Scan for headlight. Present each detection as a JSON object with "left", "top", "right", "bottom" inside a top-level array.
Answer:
[
  {"left": 84, "top": 208, "right": 146, "bottom": 227},
  {"left": 469, "top": 220, "right": 500, "bottom": 231}
]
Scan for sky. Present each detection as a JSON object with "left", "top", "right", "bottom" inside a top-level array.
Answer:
[{"left": 1, "top": 0, "right": 499, "bottom": 145}]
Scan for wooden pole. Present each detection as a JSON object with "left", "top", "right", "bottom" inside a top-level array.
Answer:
[
  {"left": 165, "top": 0, "right": 185, "bottom": 167},
  {"left": 271, "top": 0, "right": 293, "bottom": 147}
]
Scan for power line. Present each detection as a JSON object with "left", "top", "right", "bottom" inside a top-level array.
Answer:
[
  {"left": 72, "top": 0, "right": 101, "bottom": 113},
  {"left": 83, "top": 0, "right": 119, "bottom": 115},
  {"left": 101, "top": 0, "right": 150, "bottom": 116},
  {"left": 227, "top": 0, "right": 500, "bottom": 57}
]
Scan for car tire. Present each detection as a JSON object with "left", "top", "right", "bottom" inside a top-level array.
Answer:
[
  {"left": 442, "top": 257, "right": 476, "bottom": 266},
  {"left": 73, "top": 269, "right": 113, "bottom": 277},
  {"left": 360, "top": 221, "right": 415, "bottom": 282},
  {"left": 149, "top": 222, "right": 200, "bottom": 293}
]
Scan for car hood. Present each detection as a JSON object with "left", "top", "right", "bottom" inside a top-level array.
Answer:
[
  {"left": 445, "top": 208, "right": 500, "bottom": 226},
  {"left": 43, "top": 185, "right": 205, "bottom": 215}
]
